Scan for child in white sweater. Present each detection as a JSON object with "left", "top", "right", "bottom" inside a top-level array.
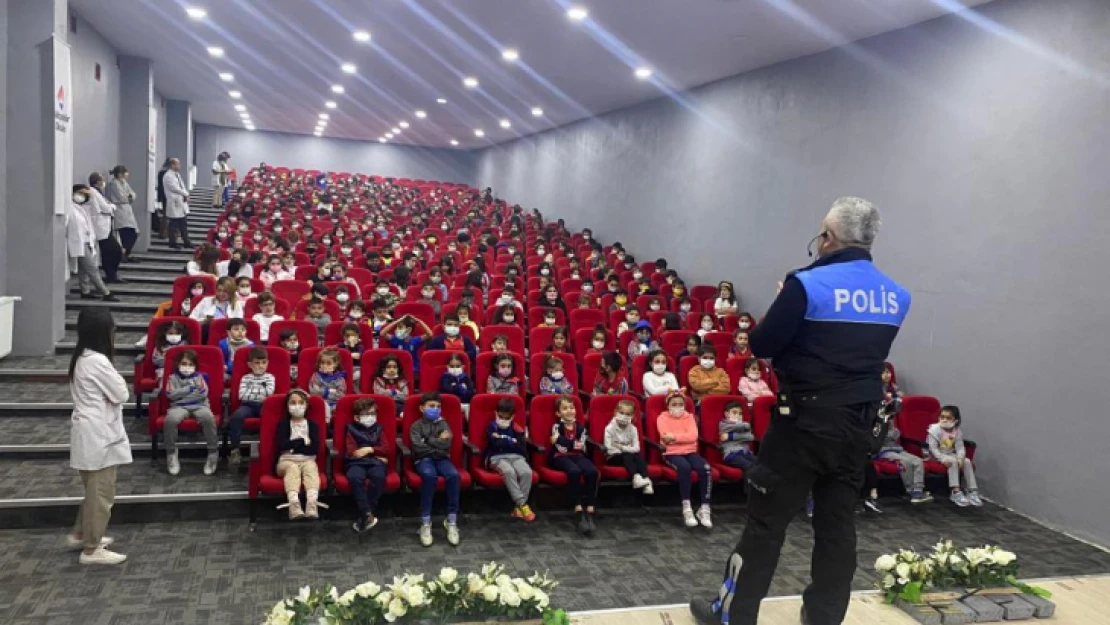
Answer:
[
  {"left": 603, "top": 399, "right": 653, "bottom": 494},
  {"left": 641, "top": 350, "right": 679, "bottom": 397}
]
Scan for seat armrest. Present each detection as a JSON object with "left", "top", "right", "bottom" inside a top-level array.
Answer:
[
  {"left": 462, "top": 437, "right": 480, "bottom": 454},
  {"left": 326, "top": 440, "right": 340, "bottom": 458},
  {"left": 645, "top": 439, "right": 666, "bottom": 453},
  {"left": 397, "top": 442, "right": 412, "bottom": 457},
  {"left": 585, "top": 436, "right": 608, "bottom": 455},
  {"left": 526, "top": 440, "right": 546, "bottom": 454},
  {"left": 699, "top": 437, "right": 725, "bottom": 452}
]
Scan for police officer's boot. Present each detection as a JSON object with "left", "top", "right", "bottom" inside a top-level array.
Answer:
[{"left": 689, "top": 598, "right": 721, "bottom": 625}]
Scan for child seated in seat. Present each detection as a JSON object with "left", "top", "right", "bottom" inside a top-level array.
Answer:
[
  {"left": 334, "top": 285, "right": 353, "bottom": 318},
  {"left": 304, "top": 297, "right": 332, "bottom": 344},
  {"left": 609, "top": 289, "right": 630, "bottom": 313},
  {"left": 236, "top": 277, "right": 255, "bottom": 303},
  {"left": 538, "top": 356, "right": 574, "bottom": 396},
  {"left": 454, "top": 303, "right": 481, "bottom": 341},
  {"left": 371, "top": 279, "right": 399, "bottom": 312},
  {"left": 337, "top": 323, "right": 364, "bottom": 384},
  {"left": 369, "top": 298, "right": 392, "bottom": 348},
  {"left": 577, "top": 293, "right": 596, "bottom": 310},
  {"left": 489, "top": 334, "right": 510, "bottom": 354},
  {"left": 718, "top": 400, "right": 756, "bottom": 471},
  {"left": 737, "top": 358, "right": 774, "bottom": 406},
  {"left": 218, "top": 318, "right": 255, "bottom": 376},
  {"left": 371, "top": 355, "right": 410, "bottom": 410},
  {"left": 646, "top": 297, "right": 664, "bottom": 314},
  {"left": 152, "top": 321, "right": 189, "bottom": 384},
  {"left": 410, "top": 392, "right": 462, "bottom": 547},
  {"left": 688, "top": 346, "right": 730, "bottom": 403},
  {"left": 486, "top": 353, "right": 521, "bottom": 395},
  {"left": 345, "top": 299, "right": 368, "bottom": 325},
  {"left": 592, "top": 351, "right": 628, "bottom": 397},
  {"left": 308, "top": 348, "right": 346, "bottom": 423},
  {"left": 252, "top": 292, "right": 283, "bottom": 344},
  {"left": 382, "top": 314, "right": 433, "bottom": 380},
  {"left": 928, "top": 405, "right": 981, "bottom": 507},
  {"left": 658, "top": 392, "right": 713, "bottom": 528},
  {"left": 677, "top": 335, "right": 702, "bottom": 362},
  {"left": 617, "top": 307, "right": 641, "bottom": 336},
  {"left": 697, "top": 314, "right": 715, "bottom": 338},
  {"left": 587, "top": 326, "right": 608, "bottom": 356},
  {"left": 549, "top": 396, "right": 598, "bottom": 536},
  {"left": 876, "top": 413, "right": 931, "bottom": 504},
  {"left": 417, "top": 281, "right": 443, "bottom": 320},
  {"left": 180, "top": 279, "right": 206, "bottom": 316},
  {"left": 626, "top": 320, "right": 659, "bottom": 368},
  {"left": 164, "top": 349, "right": 219, "bottom": 477},
  {"left": 492, "top": 304, "right": 519, "bottom": 326},
  {"left": 227, "top": 347, "right": 275, "bottom": 467},
  {"left": 731, "top": 330, "right": 752, "bottom": 360},
  {"left": 676, "top": 297, "right": 694, "bottom": 324},
  {"left": 539, "top": 309, "right": 560, "bottom": 329},
  {"left": 438, "top": 353, "right": 475, "bottom": 408},
  {"left": 737, "top": 312, "right": 755, "bottom": 332},
  {"left": 642, "top": 349, "right": 679, "bottom": 397},
  {"left": 485, "top": 398, "right": 535, "bottom": 522},
  {"left": 544, "top": 327, "right": 570, "bottom": 354},
  {"left": 276, "top": 389, "right": 321, "bottom": 520},
  {"left": 279, "top": 329, "right": 302, "bottom": 381},
  {"left": 713, "top": 281, "right": 739, "bottom": 327},
  {"left": 604, "top": 399, "right": 654, "bottom": 494},
  {"left": 345, "top": 397, "right": 390, "bottom": 533}
]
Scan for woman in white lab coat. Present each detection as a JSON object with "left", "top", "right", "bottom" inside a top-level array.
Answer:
[
  {"left": 66, "top": 185, "right": 118, "bottom": 302},
  {"left": 67, "top": 308, "right": 131, "bottom": 565},
  {"left": 85, "top": 172, "right": 124, "bottom": 283},
  {"left": 106, "top": 165, "right": 140, "bottom": 263}
]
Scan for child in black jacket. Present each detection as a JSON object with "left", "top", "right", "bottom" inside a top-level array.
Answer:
[
  {"left": 484, "top": 398, "right": 534, "bottom": 522},
  {"left": 345, "top": 397, "right": 391, "bottom": 533},
  {"left": 275, "top": 390, "right": 321, "bottom": 520}
]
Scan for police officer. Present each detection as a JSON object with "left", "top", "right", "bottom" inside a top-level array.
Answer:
[{"left": 690, "top": 197, "right": 910, "bottom": 625}]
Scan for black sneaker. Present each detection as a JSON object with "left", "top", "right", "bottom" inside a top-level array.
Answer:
[
  {"left": 585, "top": 512, "right": 597, "bottom": 534},
  {"left": 80, "top": 293, "right": 99, "bottom": 300},
  {"left": 864, "top": 499, "right": 884, "bottom": 514},
  {"left": 169, "top": 244, "right": 182, "bottom": 250},
  {"left": 102, "top": 294, "right": 120, "bottom": 302},
  {"left": 689, "top": 598, "right": 721, "bottom": 625},
  {"left": 576, "top": 511, "right": 591, "bottom": 536}
]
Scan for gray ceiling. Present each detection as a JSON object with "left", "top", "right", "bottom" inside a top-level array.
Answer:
[{"left": 69, "top": 0, "right": 991, "bottom": 149}]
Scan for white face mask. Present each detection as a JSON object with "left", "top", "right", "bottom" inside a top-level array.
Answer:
[
  {"left": 337, "top": 293, "right": 350, "bottom": 303},
  {"left": 273, "top": 226, "right": 283, "bottom": 234},
  {"left": 496, "top": 418, "right": 513, "bottom": 429},
  {"left": 649, "top": 303, "right": 661, "bottom": 311},
  {"left": 73, "top": 192, "right": 90, "bottom": 204},
  {"left": 498, "top": 366, "right": 513, "bottom": 377},
  {"left": 747, "top": 371, "right": 761, "bottom": 381},
  {"left": 592, "top": 340, "right": 605, "bottom": 350},
  {"left": 700, "top": 358, "right": 716, "bottom": 369},
  {"left": 166, "top": 334, "right": 182, "bottom": 345},
  {"left": 550, "top": 370, "right": 564, "bottom": 380},
  {"left": 358, "top": 414, "right": 377, "bottom": 427},
  {"left": 238, "top": 287, "right": 251, "bottom": 297},
  {"left": 615, "top": 414, "right": 632, "bottom": 426},
  {"left": 939, "top": 421, "right": 956, "bottom": 430},
  {"left": 447, "top": 366, "right": 463, "bottom": 376},
  {"left": 739, "top": 321, "right": 751, "bottom": 330},
  {"left": 349, "top": 310, "right": 364, "bottom": 319},
  {"left": 458, "top": 314, "right": 469, "bottom": 323},
  {"left": 444, "top": 325, "right": 460, "bottom": 337},
  {"left": 394, "top": 329, "right": 409, "bottom": 340},
  {"left": 503, "top": 315, "right": 515, "bottom": 324},
  {"left": 668, "top": 405, "right": 685, "bottom": 417},
  {"left": 582, "top": 284, "right": 594, "bottom": 292},
  {"left": 540, "top": 269, "right": 550, "bottom": 276},
  {"left": 179, "top": 365, "right": 196, "bottom": 376},
  {"left": 652, "top": 363, "right": 667, "bottom": 375},
  {"left": 377, "top": 287, "right": 389, "bottom": 295},
  {"left": 289, "top": 404, "right": 307, "bottom": 418}
]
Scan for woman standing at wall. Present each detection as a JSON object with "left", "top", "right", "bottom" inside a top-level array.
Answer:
[
  {"left": 85, "top": 172, "right": 124, "bottom": 284},
  {"left": 67, "top": 308, "right": 131, "bottom": 565},
  {"left": 107, "top": 165, "right": 140, "bottom": 263}
]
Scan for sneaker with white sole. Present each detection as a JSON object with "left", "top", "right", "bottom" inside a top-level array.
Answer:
[
  {"left": 167, "top": 452, "right": 180, "bottom": 476},
  {"left": 444, "top": 520, "right": 460, "bottom": 546},
  {"left": 203, "top": 453, "right": 219, "bottom": 476},
  {"left": 951, "top": 491, "right": 970, "bottom": 507},
  {"left": 968, "top": 491, "right": 983, "bottom": 507},
  {"left": 66, "top": 535, "right": 113, "bottom": 550},
  {"left": 910, "top": 490, "right": 933, "bottom": 504},
  {"left": 863, "top": 499, "right": 885, "bottom": 514},
  {"left": 683, "top": 508, "right": 698, "bottom": 527},
  {"left": 631, "top": 475, "right": 648, "bottom": 490},
  {"left": 419, "top": 524, "right": 434, "bottom": 547},
  {"left": 696, "top": 505, "right": 713, "bottom": 528},
  {"left": 642, "top": 481, "right": 654, "bottom": 495},
  {"left": 228, "top": 448, "right": 242, "bottom": 468},
  {"left": 79, "top": 546, "right": 127, "bottom": 565}
]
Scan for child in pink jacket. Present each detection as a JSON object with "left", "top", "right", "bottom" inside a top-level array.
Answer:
[
  {"left": 738, "top": 358, "right": 773, "bottom": 406},
  {"left": 657, "top": 392, "right": 712, "bottom": 529}
]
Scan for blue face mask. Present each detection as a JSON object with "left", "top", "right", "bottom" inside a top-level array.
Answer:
[{"left": 424, "top": 406, "right": 442, "bottom": 421}]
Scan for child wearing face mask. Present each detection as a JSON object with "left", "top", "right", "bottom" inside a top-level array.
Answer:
[
  {"left": 416, "top": 281, "right": 443, "bottom": 321},
  {"left": 928, "top": 405, "right": 981, "bottom": 507},
  {"left": 713, "top": 281, "right": 739, "bottom": 327},
  {"left": 153, "top": 321, "right": 189, "bottom": 384},
  {"left": 260, "top": 254, "right": 292, "bottom": 288},
  {"left": 236, "top": 277, "right": 255, "bottom": 302},
  {"left": 181, "top": 279, "right": 206, "bottom": 316},
  {"left": 731, "top": 330, "right": 752, "bottom": 360},
  {"left": 410, "top": 392, "right": 462, "bottom": 547},
  {"left": 276, "top": 390, "right": 322, "bottom": 520},
  {"left": 345, "top": 300, "right": 368, "bottom": 325},
  {"left": 697, "top": 314, "right": 716, "bottom": 338},
  {"left": 227, "top": 347, "right": 276, "bottom": 467},
  {"left": 609, "top": 289, "right": 631, "bottom": 313},
  {"left": 371, "top": 279, "right": 399, "bottom": 312},
  {"left": 539, "top": 310, "right": 560, "bottom": 329},
  {"left": 486, "top": 354, "right": 521, "bottom": 395},
  {"left": 545, "top": 327, "right": 570, "bottom": 354},
  {"left": 676, "top": 297, "right": 695, "bottom": 324},
  {"left": 738, "top": 358, "right": 774, "bottom": 406},
  {"left": 485, "top": 398, "right": 535, "bottom": 522},
  {"left": 718, "top": 400, "right": 756, "bottom": 471},
  {"left": 493, "top": 304, "right": 519, "bottom": 327},
  {"left": 372, "top": 356, "right": 410, "bottom": 410},
  {"left": 587, "top": 326, "right": 608, "bottom": 357},
  {"left": 642, "top": 349, "right": 679, "bottom": 397},
  {"left": 308, "top": 348, "right": 347, "bottom": 422},
  {"left": 538, "top": 356, "right": 574, "bottom": 395},
  {"left": 218, "top": 318, "right": 255, "bottom": 376},
  {"left": 687, "top": 346, "right": 730, "bottom": 402},
  {"left": 626, "top": 320, "right": 660, "bottom": 370},
  {"left": 427, "top": 315, "right": 479, "bottom": 363},
  {"left": 252, "top": 292, "right": 283, "bottom": 344},
  {"left": 658, "top": 392, "right": 713, "bottom": 528},
  {"left": 736, "top": 312, "right": 756, "bottom": 333},
  {"left": 333, "top": 285, "right": 353, "bottom": 317},
  {"left": 453, "top": 304, "right": 481, "bottom": 341},
  {"left": 592, "top": 351, "right": 629, "bottom": 397},
  {"left": 345, "top": 398, "right": 391, "bottom": 533},
  {"left": 164, "top": 350, "right": 220, "bottom": 477},
  {"left": 549, "top": 396, "right": 599, "bottom": 535},
  {"left": 279, "top": 329, "right": 302, "bottom": 385},
  {"left": 494, "top": 287, "right": 523, "bottom": 311},
  {"left": 382, "top": 315, "right": 432, "bottom": 379},
  {"left": 876, "top": 413, "right": 931, "bottom": 504},
  {"left": 438, "top": 353, "right": 475, "bottom": 406},
  {"left": 604, "top": 399, "right": 654, "bottom": 494}
]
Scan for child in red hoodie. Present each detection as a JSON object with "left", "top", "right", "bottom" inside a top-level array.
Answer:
[{"left": 657, "top": 392, "right": 713, "bottom": 529}]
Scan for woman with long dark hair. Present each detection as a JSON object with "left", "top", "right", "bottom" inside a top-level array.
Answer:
[{"left": 67, "top": 309, "right": 130, "bottom": 565}]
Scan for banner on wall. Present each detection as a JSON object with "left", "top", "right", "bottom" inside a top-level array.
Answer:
[
  {"left": 52, "top": 36, "right": 73, "bottom": 217},
  {"left": 147, "top": 106, "right": 158, "bottom": 214}
]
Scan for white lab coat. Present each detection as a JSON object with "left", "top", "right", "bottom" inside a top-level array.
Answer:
[
  {"left": 70, "top": 351, "right": 133, "bottom": 471},
  {"left": 164, "top": 169, "right": 189, "bottom": 219},
  {"left": 65, "top": 201, "right": 98, "bottom": 261},
  {"left": 189, "top": 296, "right": 245, "bottom": 321},
  {"left": 86, "top": 187, "right": 115, "bottom": 241}
]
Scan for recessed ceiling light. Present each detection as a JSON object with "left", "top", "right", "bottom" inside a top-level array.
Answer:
[
  {"left": 463, "top": 76, "right": 479, "bottom": 89},
  {"left": 499, "top": 119, "right": 511, "bottom": 129},
  {"left": 414, "top": 110, "right": 427, "bottom": 119},
  {"left": 314, "top": 131, "right": 322, "bottom": 137},
  {"left": 240, "top": 114, "right": 251, "bottom": 120},
  {"left": 318, "top": 113, "right": 330, "bottom": 120},
  {"left": 245, "top": 127, "right": 255, "bottom": 132},
  {"left": 379, "top": 138, "right": 387, "bottom": 143},
  {"left": 567, "top": 6, "right": 588, "bottom": 21},
  {"left": 229, "top": 90, "right": 242, "bottom": 99},
  {"left": 450, "top": 139, "right": 459, "bottom": 146},
  {"left": 635, "top": 67, "right": 653, "bottom": 80},
  {"left": 331, "top": 84, "right": 345, "bottom": 94},
  {"left": 399, "top": 121, "right": 410, "bottom": 129},
  {"left": 341, "top": 62, "right": 357, "bottom": 74},
  {"left": 207, "top": 46, "right": 225, "bottom": 58},
  {"left": 352, "top": 30, "right": 371, "bottom": 43},
  {"left": 385, "top": 132, "right": 394, "bottom": 138},
  {"left": 531, "top": 107, "right": 544, "bottom": 117},
  {"left": 219, "top": 72, "right": 235, "bottom": 82},
  {"left": 501, "top": 48, "right": 519, "bottom": 62},
  {"left": 391, "top": 127, "right": 400, "bottom": 134},
  {"left": 436, "top": 98, "right": 447, "bottom": 104},
  {"left": 185, "top": 6, "right": 207, "bottom": 20},
  {"left": 474, "top": 129, "right": 485, "bottom": 137},
  {"left": 234, "top": 104, "right": 246, "bottom": 112},
  {"left": 325, "top": 101, "right": 337, "bottom": 109}
]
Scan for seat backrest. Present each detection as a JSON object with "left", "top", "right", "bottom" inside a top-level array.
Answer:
[
  {"left": 478, "top": 324, "right": 524, "bottom": 354},
  {"left": 572, "top": 327, "right": 614, "bottom": 363},
  {"left": 156, "top": 345, "right": 226, "bottom": 419},
  {"left": 243, "top": 296, "right": 292, "bottom": 320},
  {"left": 257, "top": 394, "right": 329, "bottom": 477},
  {"left": 229, "top": 346, "right": 292, "bottom": 411},
  {"left": 699, "top": 394, "right": 749, "bottom": 465},
  {"left": 643, "top": 393, "right": 696, "bottom": 464},
  {"left": 420, "top": 350, "right": 471, "bottom": 392},
  {"left": 528, "top": 306, "right": 566, "bottom": 329},
  {"left": 691, "top": 285, "right": 718, "bottom": 303},
  {"left": 467, "top": 394, "right": 526, "bottom": 465},
  {"left": 400, "top": 394, "right": 465, "bottom": 468},
  {"left": 528, "top": 327, "right": 559, "bottom": 354},
  {"left": 660, "top": 330, "right": 694, "bottom": 358},
  {"left": 529, "top": 352, "right": 578, "bottom": 395},
  {"left": 751, "top": 395, "right": 776, "bottom": 442},
  {"left": 687, "top": 311, "right": 714, "bottom": 332},
  {"left": 206, "top": 318, "right": 262, "bottom": 346},
  {"left": 528, "top": 395, "right": 584, "bottom": 471},
  {"left": 271, "top": 279, "right": 310, "bottom": 305},
  {"left": 587, "top": 394, "right": 642, "bottom": 467},
  {"left": 394, "top": 302, "right": 436, "bottom": 328},
  {"left": 296, "top": 347, "right": 356, "bottom": 393},
  {"left": 630, "top": 353, "right": 675, "bottom": 395},
  {"left": 671, "top": 297, "right": 701, "bottom": 313},
  {"left": 292, "top": 298, "right": 342, "bottom": 322},
  {"left": 475, "top": 351, "right": 526, "bottom": 400},
  {"left": 140, "top": 317, "right": 202, "bottom": 379},
  {"left": 359, "top": 349, "right": 416, "bottom": 393},
  {"left": 703, "top": 332, "right": 733, "bottom": 360},
  {"left": 569, "top": 308, "right": 605, "bottom": 336},
  {"left": 171, "top": 276, "right": 216, "bottom": 315},
  {"left": 678, "top": 355, "right": 699, "bottom": 389},
  {"left": 330, "top": 394, "right": 398, "bottom": 475},
  {"left": 899, "top": 395, "right": 942, "bottom": 443},
  {"left": 268, "top": 320, "right": 320, "bottom": 349}
]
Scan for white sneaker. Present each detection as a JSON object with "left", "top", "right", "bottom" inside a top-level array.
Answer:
[
  {"left": 642, "top": 481, "right": 654, "bottom": 496},
  {"left": 683, "top": 508, "right": 698, "bottom": 527},
  {"left": 79, "top": 546, "right": 127, "bottom": 565},
  {"left": 167, "top": 452, "right": 180, "bottom": 476},
  {"left": 203, "top": 453, "right": 219, "bottom": 476},
  {"left": 66, "top": 535, "right": 114, "bottom": 550},
  {"left": 697, "top": 505, "right": 713, "bottom": 528},
  {"left": 968, "top": 491, "right": 983, "bottom": 507},
  {"left": 444, "top": 520, "right": 460, "bottom": 546},
  {"left": 134, "top": 336, "right": 148, "bottom": 348},
  {"left": 631, "top": 475, "right": 648, "bottom": 489},
  {"left": 419, "top": 524, "right": 434, "bottom": 547}
]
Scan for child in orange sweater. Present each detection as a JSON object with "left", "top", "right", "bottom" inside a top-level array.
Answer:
[
  {"left": 686, "top": 346, "right": 730, "bottom": 402},
  {"left": 657, "top": 392, "right": 713, "bottom": 528}
]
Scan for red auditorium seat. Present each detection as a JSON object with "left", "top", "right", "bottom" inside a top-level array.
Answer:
[
  {"left": 147, "top": 345, "right": 225, "bottom": 458},
  {"left": 699, "top": 395, "right": 751, "bottom": 482},
  {"left": 330, "top": 394, "right": 402, "bottom": 499},
  {"left": 464, "top": 394, "right": 538, "bottom": 490},
  {"left": 643, "top": 393, "right": 720, "bottom": 484},
  {"left": 398, "top": 394, "right": 472, "bottom": 491},
  {"left": 133, "top": 317, "right": 202, "bottom": 419},
  {"left": 247, "top": 394, "right": 330, "bottom": 526},
  {"left": 228, "top": 346, "right": 292, "bottom": 439},
  {"left": 587, "top": 394, "right": 662, "bottom": 483}
]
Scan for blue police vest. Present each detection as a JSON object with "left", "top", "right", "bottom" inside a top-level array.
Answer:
[{"left": 794, "top": 260, "right": 910, "bottom": 328}]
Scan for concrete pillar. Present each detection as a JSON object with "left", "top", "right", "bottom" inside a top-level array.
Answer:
[
  {"left": 165, "top": 99, "right": 193, "bottom": 189},
  {"left": 4, "top": 0, "right": 68, "bottom": 355},
  {"left": 118, "top": 55, "right": 154, "bottom": 253}
]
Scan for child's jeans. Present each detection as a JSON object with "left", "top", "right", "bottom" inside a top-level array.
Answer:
[
  {"left": 346, "top": 460, "right": 387, "bottom": 517},
  {"left": 723, "top": 448, "right": 756, "bottom": 471},
  {"left": 415, "top": 457, "right": 460, "bottom": 522},
  {"left": 490, "top": 454, "right": 533, "bottom": 506},
  {"left": 277, "top": 457, "right": 320, "bottom": 496},
  {"left": 605, "top": 452, "right": 649, "bottom": 481},
  {"left": 227, "top": 402, "right": 262, "bottom": 448},
  {"left": 880, "top": 450, "right": 925, "bottom": 493},
  {"left": 665, "top": 453, "right": 712, "bottom": 503},
  {"left": 939, "top": 455, "right": 977, "bottom": 490},
  {"left": 164, "top": 406, "right": 218, "bottom": 453},
  {"left": 550, "top": 455, "right": 599, "bottom": 508}
]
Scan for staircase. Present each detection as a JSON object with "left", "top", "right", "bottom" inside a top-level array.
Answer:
[{"left": 0, "top": 199, "right": 252, "bottom": 528}]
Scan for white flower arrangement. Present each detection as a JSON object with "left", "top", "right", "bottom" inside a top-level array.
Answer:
[
  {"left": 873, "top": 540, "right": 1046, "bottom": 604},
  {"left": 263, "top": 562, "right": 563, "bottom": 625}
]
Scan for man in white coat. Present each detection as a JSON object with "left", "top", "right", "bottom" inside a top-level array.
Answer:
[
  {"left": 212, "top": 151, "right": 231, "bottom": 207},
  {"left": 163, "top": 158, "right": 193, "bottom": 250},
  {"left": 66, "top": 185, "right": 118, "bottom": 302},
  {"left": 85, "top": 172, "right": 124, "bottom": 284}
]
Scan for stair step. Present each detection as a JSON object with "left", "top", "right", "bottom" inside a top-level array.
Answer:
[
  {"left": 129, "top": 253, "right": 191, "bottom": 264},
  {"left": 0, "top": 415, "right": 257, "bottom": 455},
  {"left": 109, "top": 261, "right": 193, "bottom": 273},
  {"left": 64, "top": 299, "right": 162, "bottom": 313},
  {"left": 55, "top": 341, "right": 144, "bottom": 356},
  {"left": 0, "top": 457, "right": 246, "bottom": 501},
  {"left": 0, "top": 402, "right": 138, "bottom": 417},
  {"left": 0, "top": 381, "right": 134, "bottom": 404},
  {"left": 65, "top": 310, "right": 153, "bottom": 326},
  {"left": 114, "top": 273, "right": 177, "bottom": 285},
  {"left": 0, "top": 353, "right": 134, "bottom": 372},
  {"left": 61, "top": 328, "right": 146, "bottom": 344},
  {"left": 71, "top": 284, "right": 170, "bottom": 297}
]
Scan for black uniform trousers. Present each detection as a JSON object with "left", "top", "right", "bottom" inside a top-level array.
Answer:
[
  {"left": 716, "top": 401, "right": 873, "bottom": 625},
  {"left": 97, "top": 237, "right": 122, "bottom": 281}
]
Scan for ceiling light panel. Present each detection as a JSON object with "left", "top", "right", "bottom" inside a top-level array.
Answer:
[
  {"left": 414, "top": 110, "right": 427, "bottom": 119},
  {"left": 207, "top": 46, "right": 224, "bottom": 58},
  {"left": 331, "top": 85, "right": 345, "bottom": 94},
  {"left": 352, "top": 30, "right": 371, "bottom": 43},
  {"left": 219, "top": 72, "right": 234, "bottom": 82},
  {"left": 463, "top": 77, "right": 479, "bottom": 89},
  {"left": 185, "top": 6, "right": 207, "bottom": 20},
  {"left": 501, "top": 48, "right": 519, "bottom": 62},
  {"left": 567, "top": 7, "right": 588, "bottom": 21},
  {"left": 341, "top": 63, "right": 357, "bottom": 74},
  {"left": 531, "top": 107, "right": 544, "bottom": 117}
]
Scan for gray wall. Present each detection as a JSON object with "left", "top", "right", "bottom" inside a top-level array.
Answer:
[
  {"left": 0, "top": 0, "right": 9, "bottom": 295},
  {"left": 70, "top": 11, "right": 119, "bottom": 181},
  {"left": 154, "top": 90, "right": 166, "bottom": 172},
  {"left": 477, "top": 0, "right": 1110, "bottom": 545},
  {"left": 194, "top": 124, "right": 478, "bottom": 188}
]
